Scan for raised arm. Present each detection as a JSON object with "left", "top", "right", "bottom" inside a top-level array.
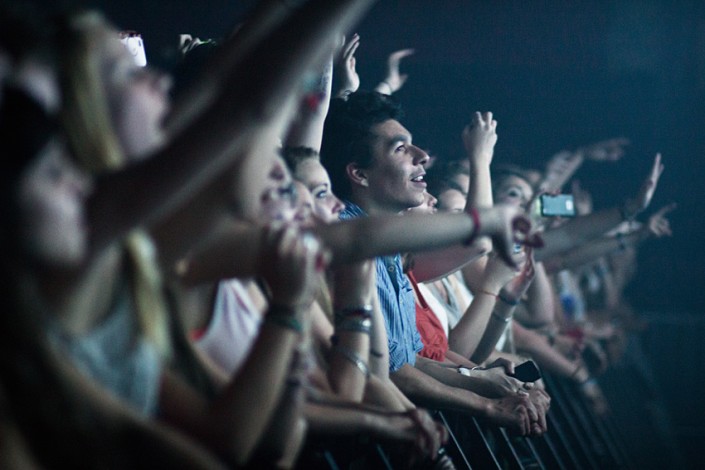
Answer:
[
  {"left": 158, "top": 227, "right": 327, "bottom": 466},
  {"left": 87, "top": 0, "right": 377, "bottom": 256},
  {"left": 449, "top": 253, "right": 521, "bottom": 360},
  {"left": 471, "top": 251, "right": 536, "bottom": 364},
  {"left": 543, "top": 203, "right": 676, "bottom": 274},
  {"left": 375, "top": 48, "right": 414, "bottom": 95},
  {"left": 409, "top": 111, "right": 499, "bottom": 280},
  {"left": 536, "top": 153, "right": 664, "bottom": 261},
  {"left": 538, "top": 137, "right": 629, "bottom": 193},
  {"left": 332, "top": 34, "right": 361, "bottom": 99},
  {"left": 165, "top": 0, "right": 318, "bottom": 134},
  {"left": 284, "top": 49, "right": 334, "bottom": 151}
]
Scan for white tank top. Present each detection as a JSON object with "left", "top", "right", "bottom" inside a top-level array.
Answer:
[{"left": 195, "top": 279, "right": 262, "bottom": 376}]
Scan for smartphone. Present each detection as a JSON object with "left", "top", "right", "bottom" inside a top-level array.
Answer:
[
  {"left": 540, "top": 194, "right": 576, "bottom": 217},
  {"left": 510, "top": 360, "right": 542, "bottom": 382}
]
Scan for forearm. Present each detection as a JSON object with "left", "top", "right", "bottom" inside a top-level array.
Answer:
[
  {"left": 542, "top": 232, "right": 643, "bottom": 274},
  {"left": 315, "top": 213, "right": 478, "bottom": 265},
  {"left": 407, "top": 243, "right": 488, "bottom": 283},
  {"left": 414, "top": 356, "right": 506, "bottom": 399},
  {"left": 468, "top": 162, "right": 493, "bottom": 209},
  {"left": 328, "top": 329, "right": 370, "bottom": 402},
  {"left": 90, "top": 0, "right": 376, "bottom": 253},
  {"left": 165, "top": 0, "right": 298, "bottom": 135},
  {"left": 176, "top": 222, "right": 264, "bottom": 286},
  {"left": 470, "top": 305, "right": 512, "bottom": 364},
  {"left": 369, "top": 293, "right": 390, "bottom": 377},
  {"left": 255, "top": 380, "right": 306, "bottom": 463},
  {"left": 448, "top": 291, "right": 498, "bottom": 359},
  {"left": 518, "top": 262, "right": 554, "bottom": 327},
  {"left": 536, "top": 207, "right": 623, "bottom": 261},
  {"left": 285, "top": 59, "right": 333, "bottom": 152},
  {"left": 389, "top": 364, "right": 489, "bottom": 416},
  {"left": 363, "top": 374, "right": 410, "bottom": 412},
  {"left": 205, "top": 321, "right": 302, "bottom": 464},
  {"left": 512, "top": 322, "right": 585, "bottom": 381}
]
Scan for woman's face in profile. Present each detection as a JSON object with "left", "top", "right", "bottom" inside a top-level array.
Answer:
[
  {"left": 294, "top": 158, "right": 345, "bottom": 224},
  {"left": 17, "top": 138, "right": 93, "bottom": 266},
  {"left": 98, "top": 27, "right": 171, "bottom": 159}
]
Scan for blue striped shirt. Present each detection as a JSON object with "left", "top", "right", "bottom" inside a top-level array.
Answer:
[{"left": 340, "top": 202, "right": 423, "bottom": 371}]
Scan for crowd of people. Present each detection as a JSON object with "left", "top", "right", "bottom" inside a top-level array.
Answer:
[{"left": 1, "top": 0, "right": 675, "bottom": 468}]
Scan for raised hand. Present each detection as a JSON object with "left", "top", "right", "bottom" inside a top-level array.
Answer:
[
  {"left": 578, "top": 137, "right": 630, "bottom": 162},
  {"left": 482, "top": 251, "right": 526, "bottom": 295},
  {"left": 333, "top": 34, "right": 360, "bottom": 98},
  {"left": 462, "top": 111, "right": 498, "bottom": 167},
  {"left": 623, "top": 153, "right": 665, "bottom": 219},
  {"left": 541, "top": 150, "right": 583, "bottom": 192},
  {"left": 645, "top": 203, "right": 676, "bottom": 238},
  {"left": 377, "top": 48, "right": 414, "bottom": 94},
  {"left": 478, "top": 206, "right": 543, "bottom": 269},
  {"left": 258, "top": 225, "right": 329, "bottom": 308},
  {"left": 486, "top": 394, "right": 533, "bottom": 436},
  {"left": 571, "top": 180, "right": 593, "bottom": 216}
]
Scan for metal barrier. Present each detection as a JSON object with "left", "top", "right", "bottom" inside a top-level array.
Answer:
[{"left": 296, "top": 326, "right": 690, "bottom": 469}]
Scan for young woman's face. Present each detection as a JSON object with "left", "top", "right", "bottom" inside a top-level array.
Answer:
[
  {"left": 294, "top": 159, "right": 344, "bottom": 224},
  {"left": 17, "top": 139, "right": 92, "bottom": 266},
  {"left": 292, "top": 181, "right": 315, "bottom": 229},
  {"left": 437, "top": 172, "right": 470, "bottom": 213},
  {"left": 406, "top": 190, "right": 437, "bottom": 215},
  {"left": 99, "top": 28, "right": 171, "bottom": 159},
  {"left": 494, "top": 175, "right": 534, "bottom": 210}
]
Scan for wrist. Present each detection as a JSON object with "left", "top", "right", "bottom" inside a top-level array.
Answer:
[
  {"left": 463, "top": 207, "right": 481, "bottom": 246},
  {"left": 620, "top": 199, "right": 639, "bottom": 221},
  {"left": 378, "top": 80, "right": 393, "bottom": 95},
  {"left": 498, "top": 290, "right": 520, "bottom": 306}
]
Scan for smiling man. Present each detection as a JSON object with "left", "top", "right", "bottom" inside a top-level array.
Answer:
[{"left": 320, "top": 91, "right": 538, "bottom": 436}]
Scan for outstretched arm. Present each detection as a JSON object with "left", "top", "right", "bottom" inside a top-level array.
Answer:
[
  {"left": 87, "top": 0, "right": 377, "bottom": 258},
  {"left": 542, "top": 203, "right": 676, "bottom": 274},
  {"left": 536, "top": 153, "right": 664, "bottom": 261}
]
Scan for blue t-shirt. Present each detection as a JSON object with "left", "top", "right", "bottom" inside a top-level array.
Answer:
[{"left": 340, "top": 202, "right": 423, "bottom": 371}]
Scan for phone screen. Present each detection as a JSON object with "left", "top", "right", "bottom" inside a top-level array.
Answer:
[{"left": 540, "top": 194, "right": 576, "bottom": 217}]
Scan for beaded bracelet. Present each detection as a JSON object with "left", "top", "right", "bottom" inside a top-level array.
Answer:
[{"left": 332, "top": 344, "right": 370, "bottom": 378}]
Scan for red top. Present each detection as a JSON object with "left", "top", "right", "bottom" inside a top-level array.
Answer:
[{"left": 407, "top": 271, "right": 449, "bottom": 361}]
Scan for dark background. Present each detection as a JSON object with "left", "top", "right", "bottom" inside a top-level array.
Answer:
[{"left": 62, "top": 0, "right": 704, "bottom": 315}]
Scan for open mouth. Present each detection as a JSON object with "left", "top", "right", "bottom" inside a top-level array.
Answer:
[{"left": 410, "top": 174, "right": 426, "bottom": 184}]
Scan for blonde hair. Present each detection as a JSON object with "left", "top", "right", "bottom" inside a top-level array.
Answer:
[{"left": 58, "top": 11, "right": 171, "bottom": 357}]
